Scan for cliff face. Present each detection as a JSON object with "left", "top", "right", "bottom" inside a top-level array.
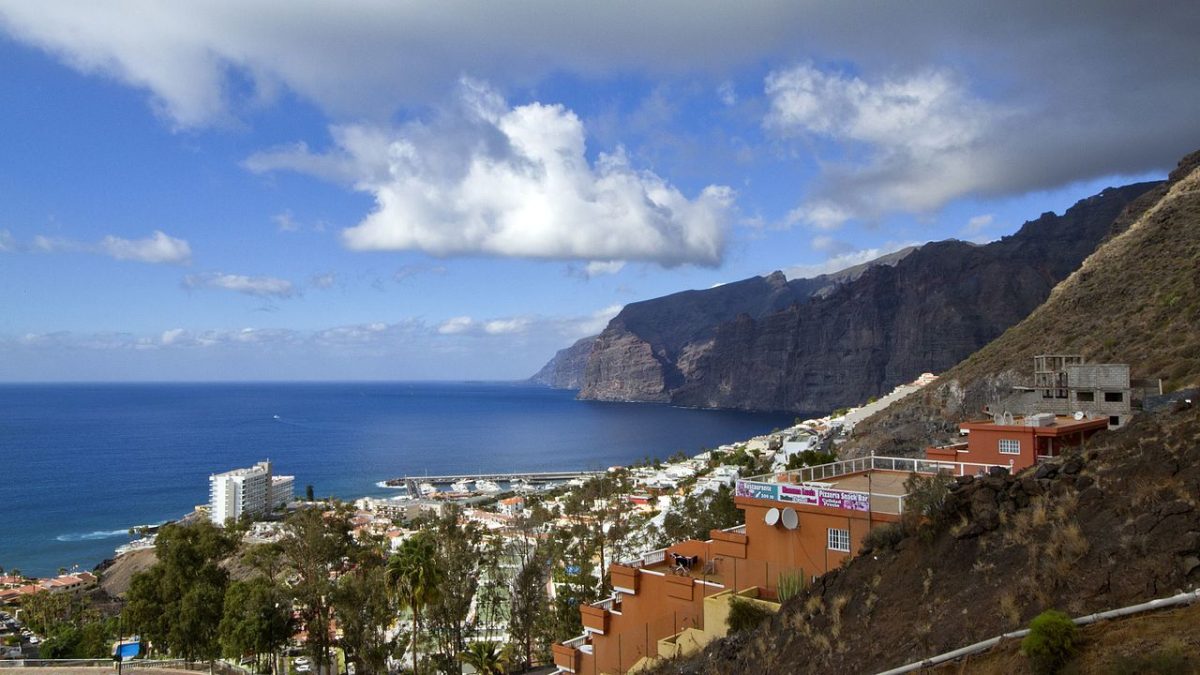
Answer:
[
  {"left": 577, "top": 181, "right": 1159, "bottom": 413},
  {"left": 528, "top": 335, "right": 597, "bottom": 389},
  {"left": 845, "top": 149, "right": 1200, "bottom": 456}
]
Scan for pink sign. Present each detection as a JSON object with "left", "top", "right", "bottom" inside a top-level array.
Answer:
[{"left": 778, "top": 484, "right": 870, "bottom": 512}]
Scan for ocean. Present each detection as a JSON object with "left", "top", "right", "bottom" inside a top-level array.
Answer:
[{"left": 0, "top": 382, "right": 795, "bottom": 577}]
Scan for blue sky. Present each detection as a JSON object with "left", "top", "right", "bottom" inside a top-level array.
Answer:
[{"left": 0, "top": 2, "right": 1196, "bottom": 381}]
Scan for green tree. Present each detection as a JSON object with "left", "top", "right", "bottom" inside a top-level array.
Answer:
[
  {"left": 424, "top": 509, "right": 480, "bottom": 670},
  {"left": 333, "top": 561, "right": 396, "bottom": 675},
  {"left": 459, "top": 641, "right": 511, "bottom": 674},
  {"left": 279, "top": 506, "right": 354, "bottom": 675},
  {"left": 124, "top": 521, "right": 236, "bottom": 662},
  {"left": 386, "top": 533, "right": 444, "bottom": 675},
  {"left": 219, "top": 578, "right": 294, "bottom": 673},
  {"left": 661, "top": 484, "right": 742, "bottom": 544},
  {"left": 508, "top": 549, "right": 549, "bottom": 669}
]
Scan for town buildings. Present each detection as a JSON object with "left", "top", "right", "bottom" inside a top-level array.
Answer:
[
  {"left": 927, "top": 355, "right": 1154, "bottom": 471},
  {"left": 553, "top": 455, "right": 1004, "bottom": 674},
  {"left": 208, "top": 460, "right": 295, "bottom": 526}
]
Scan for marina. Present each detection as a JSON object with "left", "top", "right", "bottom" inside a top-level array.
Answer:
[{"left": 384, "top": 469, "right": 605, "bottom": 494}]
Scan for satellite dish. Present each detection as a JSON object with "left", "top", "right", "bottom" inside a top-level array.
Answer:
[
  {"left": 781, "top": 508, "right": 799, "bottom": 530},
  {"left": 1001, "top": 411, "right": 1015, "bottom": 425},
  {"left": 764, "top": 508, "right": 780, "bottom": 526},
  {"left": 1073, "top": 411, "right": 1085, "bottom": 421}
]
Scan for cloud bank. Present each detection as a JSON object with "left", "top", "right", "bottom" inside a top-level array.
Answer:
[{"left": 248, "top": 80, "right": 733, "bottom": 267}]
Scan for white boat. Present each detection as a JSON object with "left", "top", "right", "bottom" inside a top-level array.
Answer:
[
  {"left": 475, "top": 479, "right": 501, "bottom": 494},
  {"left": 418, "top": 482, "right": 437, "bottom": 496},
  {"left": 511, "top": 478, "right": 533, "bottom": 492},
  {"left": 451, "top": 479, "right": 473, "bottom": 493}
]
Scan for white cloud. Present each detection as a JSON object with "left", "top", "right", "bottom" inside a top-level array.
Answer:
[
  {"left": 717, "top": 81, "right": 737, "bottom": 106},
  {"left": 784, "top": 241, "right": 919, "bottom": 279},
  {"left": 273, "top": 211, "right": 298, "bottom": 232},
  {"left": 483, "top": 318, "right": 530, "bottom": 335},
  {"left": 247, "top": 79, "right": 733, "bottom": 267},
  {"left": 961, "top": 214, "right": 996, "bottom": 240},
  {"left": 584, "top": 261, "right": 626, "bottom": 277},
  {"left": 567, "top": 304, "right": 623, "bottom": 337},
  {"left": 766, "top": 63, "right": 1007, "bottom": 225},
  {"left": 393, "top": 264, "right": 448, "bottom": 283},
  {"left": 31, "top": 235, "right": 79, "bottom": 253},
  {"left": 437, "top": 316, "right": 474, "bottom": 335},
  {"left": 24, "top": 230, "right": 192, "bottom": 264},
  {"left": 0, "top": 229, "right": 14, "bottom": 252},
  {"left": 160, "top": 328, "right": 186, "bottom": 345},
  {"left": 100, "top": 230, "right": 191, "bottom": 264},
  {"left": 310, "top": 272, "right": 336, "bottom": 289},
  {"left": 784, "top": 202, "right": 853, "bottom": 231},
  {"left": 0, "top": 3, "right": 1193, "bottom": 216},
  {"left": 182, "top": 272, "right": 296, "bottom": 298}
]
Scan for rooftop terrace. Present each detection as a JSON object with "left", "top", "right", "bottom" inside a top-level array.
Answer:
[{"left": 737, "top": 455, "right": 1007, "bottom": 515}]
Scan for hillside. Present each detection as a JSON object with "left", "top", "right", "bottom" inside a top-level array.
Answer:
[
  {"left": 845, "top": 149, "right": 1200, "bottom": 456},
  {"left": 573, "top": 181, "right": 1158, "bottom": 413},
  {"left": 658, "top": 401, "right": 1200, "bottom": 675}
]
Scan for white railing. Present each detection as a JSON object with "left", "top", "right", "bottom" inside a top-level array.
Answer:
[
  {"left": 619, "top": 546, "right": 667, "bottom": 568},
  {"left": 748, "top": 455, "right": 1008, "bottom": 485},
  {"left": 735, "top": 455, "right": 1010, "bottom": 515},
  {"left": 563, "top": 633, "right": 589, "bottom": 648}
]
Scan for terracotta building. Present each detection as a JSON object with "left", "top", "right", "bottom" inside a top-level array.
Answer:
[
  {"left": 552, "top": 455, "right": 1005, "bottom": 674},
  {"left": 926, "top": 412, "right": 1108, "bottom": 471}
]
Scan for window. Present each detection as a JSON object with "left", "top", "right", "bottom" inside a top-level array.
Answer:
[
  {"left": 999, "top": 439, "right": 1021, "bottom": 455},
  {"left": 1104, "top": 391, "right": 1124, "bottom": 403},
  {"left": 1076, "top": 391, "right": 1095, "bottom": 402},
  {"left": 828, "top": 528, "right": 850, "bottom": 552},
  {"left": 1109, "top": 416, "right": 1121, "bottom": 427}
]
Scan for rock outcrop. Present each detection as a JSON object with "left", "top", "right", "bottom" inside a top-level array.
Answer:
[
  {"left": 577, "top": 181, "right": 1159, "bottom": 413},
  {"left": 527, "top": 335, "right": 597, "bottom": 389}
]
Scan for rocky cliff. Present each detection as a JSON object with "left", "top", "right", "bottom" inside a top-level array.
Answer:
[
  {"left": 844, "top": 148, "right": 1200, "bottom": 456},
  {"left": 576, "top": 181, "right": 1159, "bottom": 413},
  {"left": 527, "top": 335, "right": 597, "bottom": 389}
]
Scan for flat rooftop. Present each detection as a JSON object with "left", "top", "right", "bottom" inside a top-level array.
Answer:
[
  {"left": 739, "top": 456, "right": 1009, "bottom": 515},
  {"left": 962, "top": 415, "right": 1109, "bottom": 432}
]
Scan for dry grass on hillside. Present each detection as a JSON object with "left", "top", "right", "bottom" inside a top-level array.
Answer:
[
  {"left": 845, "top": 150, "right": 1200, "bottom": 456},
  {"left": 937, "top": 600, "right": 1200, "bottom": 675}
]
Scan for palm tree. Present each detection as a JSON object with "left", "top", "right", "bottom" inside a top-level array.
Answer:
[
  {"left": 385, "top": 534, "right": 443, "bottom": 675},
  {"left": 459, "top": 641, "right": 510, "bottom": 674}
]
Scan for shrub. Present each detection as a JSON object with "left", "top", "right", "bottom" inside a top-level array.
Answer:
[
  {"left": 726, "top": 597, "right": 774, "bottom": 634},
  {"left": 1020, "top": 610, "right": 1078, "bottom": 675},
  {"left": 901, "top": 472, "right": 955, "bottom": 537},
  {"left": 776, "top": 572, "right": 805, "bottom": 603},
  {"left": 861, "top": 523, "right": 905, "bottom": 551}
]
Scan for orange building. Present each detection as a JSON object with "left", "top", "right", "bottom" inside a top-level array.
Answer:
[
  {"left": 552, "top": 456, "right": 1004, "bottom": 674},
  {"left": 926, "top": 412, "right": 1107, "bottom": 472}
]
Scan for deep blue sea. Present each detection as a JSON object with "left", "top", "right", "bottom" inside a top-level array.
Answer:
[{"left": 0, "top": 382, "right": 793, "bottom": 577}]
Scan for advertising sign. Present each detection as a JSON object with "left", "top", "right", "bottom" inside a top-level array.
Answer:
[
  {"left": 734, "top": 480, "right": 779, "bottom": 501},
  {"left": 778, "top": 485, "right": 870, "bottom": 512}
]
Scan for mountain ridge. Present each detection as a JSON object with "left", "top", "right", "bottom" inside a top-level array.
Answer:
[{"left": 532, "top": 180, "right": 1160, "bottom": 411}]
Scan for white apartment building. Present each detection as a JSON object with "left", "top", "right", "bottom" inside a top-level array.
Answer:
[
  {"left": 209, "top": 460, "right": 293, "bottom": 526},
  {"left": 270, "top": 475, "right": 295, "bottom": 508}
]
